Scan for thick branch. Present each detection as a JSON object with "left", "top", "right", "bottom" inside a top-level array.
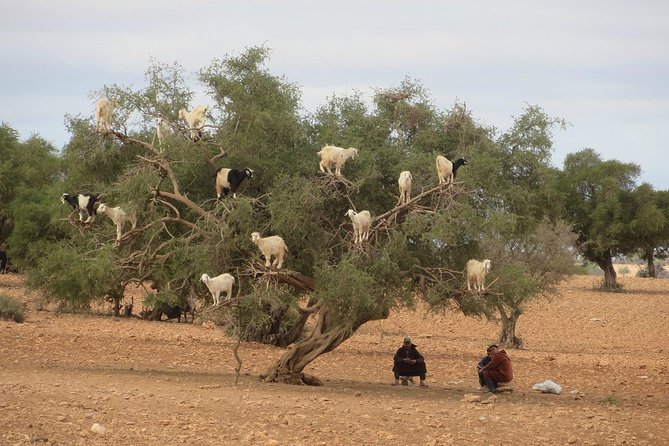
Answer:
[
  {"left": 207, "top": 148, "right": 227, "bottom": 176},
  {"left": 153, "top": 190, "right": 222, "bottom": 226}
]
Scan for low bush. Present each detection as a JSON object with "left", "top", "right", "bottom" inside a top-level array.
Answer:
[{"left": 0, "top": 294, "right": 25, "bottom": 323}]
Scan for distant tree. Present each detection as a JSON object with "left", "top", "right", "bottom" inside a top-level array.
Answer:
[
  {"left": 623, "top": 184, "right": 668, "bottom": 277},
  {"left": 0, "top": 124, "right": 62, "bottom": 267},
  {"left": 559, "top": 149, "right": 640, "bottom": 290}
]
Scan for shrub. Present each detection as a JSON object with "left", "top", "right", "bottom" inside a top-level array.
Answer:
[{"left": 0, "top": 294, "right": 25, "bottom": 323}]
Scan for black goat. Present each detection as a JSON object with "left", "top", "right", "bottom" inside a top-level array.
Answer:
[
  {"left": 61, "top": 193, "right": 99, "bottom": 223},
  {"left": 215, "top": 168, "right": 254, "bottom": 199}
]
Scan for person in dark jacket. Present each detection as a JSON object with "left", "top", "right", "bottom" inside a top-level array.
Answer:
[
  {"left": 392, "top": 337, "right": 428, "bottom": 387},
  {"left": 476, "top": 345, "right": 495, "bottom": 390},
  {"left": 478, "top": 344, "right": 513, "bottom": 392}
]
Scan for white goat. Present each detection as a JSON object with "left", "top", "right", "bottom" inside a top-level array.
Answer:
[
  {"left": 97, "top": 203, "right": 138, "bottom": 243},
  {"left": 436, "top": 155, "right": 468, "bottom": 185},
  {"left": 250, "top": 232, "right": 288, "bottom": 269},
  {"left": 398, "top": 171, "right": 413, "bottom": 204},
  {"left": 346, "top": 209, "right": 372, "bottom": 244},
  {"left": 200, "top": 273, "right": 235, "bottom": 306},
  {"left": 466, "top": 259, "right": 492, "bottom": 292},
  {"left": 156, "top": 117, "right": 173, "bottom": 145},
  {"left": 317, "top": 145, "right": 358, "bottom": 176},
  {"left": 95, "top": 98, "right": 116, "bottom": 133},
  {"left": 178, "top": 105, "right": 207, "bottom": 141}
]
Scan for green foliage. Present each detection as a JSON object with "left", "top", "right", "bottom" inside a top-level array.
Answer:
[
  {"left": 0, "top": 124, "right": 61, "bottom": 247},
  {"left": 26, "top": 243, "right": 120, "bottom": 309},
  {"left": 0, "top": 294, "right": 25, "bottom": 323},
  {"left": 8, "top": 185, "right": 70, "bottom": 270},
  {"left": 558, "top": 149, "right": 643, "bottom": 288},
  {"left": 314, "top": 257, "right": 390, "bottom": 324},
  {"left": 5, "top": 47, "right": 619, "bottom": 365}
]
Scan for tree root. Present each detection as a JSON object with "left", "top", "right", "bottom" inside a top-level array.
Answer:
[{"left": 259, "top": 368, "right": 323, "bottom": 386}]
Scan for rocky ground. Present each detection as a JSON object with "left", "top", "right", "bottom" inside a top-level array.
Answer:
[{"left": 1, "top": 273, "right": 668, "bottom": 446}]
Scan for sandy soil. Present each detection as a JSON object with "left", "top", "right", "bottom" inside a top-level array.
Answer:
[{"left": 1, "top": 273, "right": 668, "bottom": 446}]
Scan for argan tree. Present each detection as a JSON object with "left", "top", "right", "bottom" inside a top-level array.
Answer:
[
  {"left": 24, "top": 46, "right": 579, "bottom": 383},
  {"left": 559, "top": 149, "right": 640, "bottom": 290},
  {"left": 625, "top": 184, "right": 669, "bottom": 277}
]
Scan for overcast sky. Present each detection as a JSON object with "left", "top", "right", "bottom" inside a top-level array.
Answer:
[{"left": 1, "top": 0, "right": 667, "bottom": 189}]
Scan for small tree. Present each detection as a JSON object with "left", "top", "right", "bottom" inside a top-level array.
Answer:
[
  {"left": 626, "top": 185, "right": 669, "bottom": 277},
  {"left": 485, "top": 220, "right": 577, "bottom": 347}
]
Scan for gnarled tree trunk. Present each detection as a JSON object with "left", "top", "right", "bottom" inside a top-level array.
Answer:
[
  {"left": 644, "top": 248, "right": 657, "bottom": 278},
  {"left": 595, "top": 250, "right": 621, "bottom": 290},
  {"left": 496, "top": 302, "right": 524, "bottom": 348},
  {"left": 261, "top": 307, "right": 367, "bottom": 385}
]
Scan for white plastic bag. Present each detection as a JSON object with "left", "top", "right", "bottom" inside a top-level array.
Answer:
[{"left": 532, "top": 379, "right": 563, "bottom": 394}]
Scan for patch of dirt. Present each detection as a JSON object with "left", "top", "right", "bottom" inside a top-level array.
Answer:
[{"left": 1, "top": 274, "right": 668, "bottom": 445}]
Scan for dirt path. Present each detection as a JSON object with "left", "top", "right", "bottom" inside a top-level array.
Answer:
[{"left": 1, "top": 274, "right": 667, "bottom": 445}]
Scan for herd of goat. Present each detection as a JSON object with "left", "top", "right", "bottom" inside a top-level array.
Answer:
[{"left": 53, "top": 99, "right": 494, "bottom": 315}]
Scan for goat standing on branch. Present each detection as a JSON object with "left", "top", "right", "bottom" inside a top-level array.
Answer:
[
  {"left": 95, "top": 98, "right": 116, "bottom": 133},
  {"left": 97, "top": 203, "right": 138, "bottom": 244},
  {"left": 466, "top": 259, "right": 491, "bottom": 292},
  {"left": 398, "top": 170, "right": 412, "bottom": 204},
  {"left": 251, "top": 232, "right": 288, "bottom": 269},
  {"left": 178, "top": 105, "right": 207, "bottom": 141},
  {"left": 61, "top": 193, "right": 99, "bottom": 223},
  {"left": 317, "top": 145, "right": 358, "bottom": 176},
  {"left": 346, "top": 209, "right": 372, "bottom": 244},
  {"left": 156, "top": 117, "right": 173, "bottom": 146},
  {"left": 215, "top": 168, "right": 254, "bottom": 199},
  {"left": 436, "top": 155, "right": 468, "bottom": 185},
  {"left": 200, "top": 273, "right": 235, "bottom": 306}
]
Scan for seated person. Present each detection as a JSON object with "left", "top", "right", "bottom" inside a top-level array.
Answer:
[
  {"left": 476, "top": 345, "right": 495, "bottom": 390},
  {"left": 478, "top": 344, "right": 513, "bottom": 393},
  {"left": 392, "top": 337, "right": 428, "bottom": 387}
]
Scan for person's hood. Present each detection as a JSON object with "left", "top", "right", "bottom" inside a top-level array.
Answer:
[{"left": 497, "top": 349, "right": 510, "bottom": 360}]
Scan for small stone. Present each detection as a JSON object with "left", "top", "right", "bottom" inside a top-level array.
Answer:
[
  {"left": 91, "top": 423, "right": 107, "bottom": 435},
  {"left": 462, "top": 394, "right": 481, "bottom": 403},
  {"left": 30, "top": 434, "right": 49, "bottom": 443}
]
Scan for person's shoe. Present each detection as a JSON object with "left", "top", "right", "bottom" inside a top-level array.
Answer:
[
  {"left": 419, "top": 381, "right": 429, "bottom": 387},
  {"left": 401, "top": 378, "right": 409, "bottom": 386},
  {"left": 391, "top": 379, "right": 400, "bottom": 386}
]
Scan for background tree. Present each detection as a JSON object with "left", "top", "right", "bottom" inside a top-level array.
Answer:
[
  {"left": 559, "top": 149, "right": 640, "bottom": 290},
  {"left": 624, "top": 184, "right": 668, "bottom": 277},
  {"left": 0, "top": 124, "right": 62, "bottom": 268},
  {"left": 449, "top": 105, "right": 575, "bottom": 347}
]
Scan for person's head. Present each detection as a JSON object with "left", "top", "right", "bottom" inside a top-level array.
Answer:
[
  {"left": 403, "top": 337, "right": 412, "bottom": 347},
  {"left": 486, "top": 344, "right": 499, "bottom": 356}
]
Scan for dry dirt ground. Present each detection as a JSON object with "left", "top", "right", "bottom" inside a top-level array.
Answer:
[{"left": 1, "top": 274, "right": 668, "bottom": 446}]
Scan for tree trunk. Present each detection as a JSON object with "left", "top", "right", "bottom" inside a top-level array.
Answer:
[
  {"left": 645, "top": 248, "right": 656, "bottom": 278},
  {"left": 261, "top": 307, "right": 366, "bottom": 385},
  {"left": 496, "top": 302, "right": 524, "bottom": 348},
  {"left": 595, "top": 251, "right": 621, "bottom": 291}
]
